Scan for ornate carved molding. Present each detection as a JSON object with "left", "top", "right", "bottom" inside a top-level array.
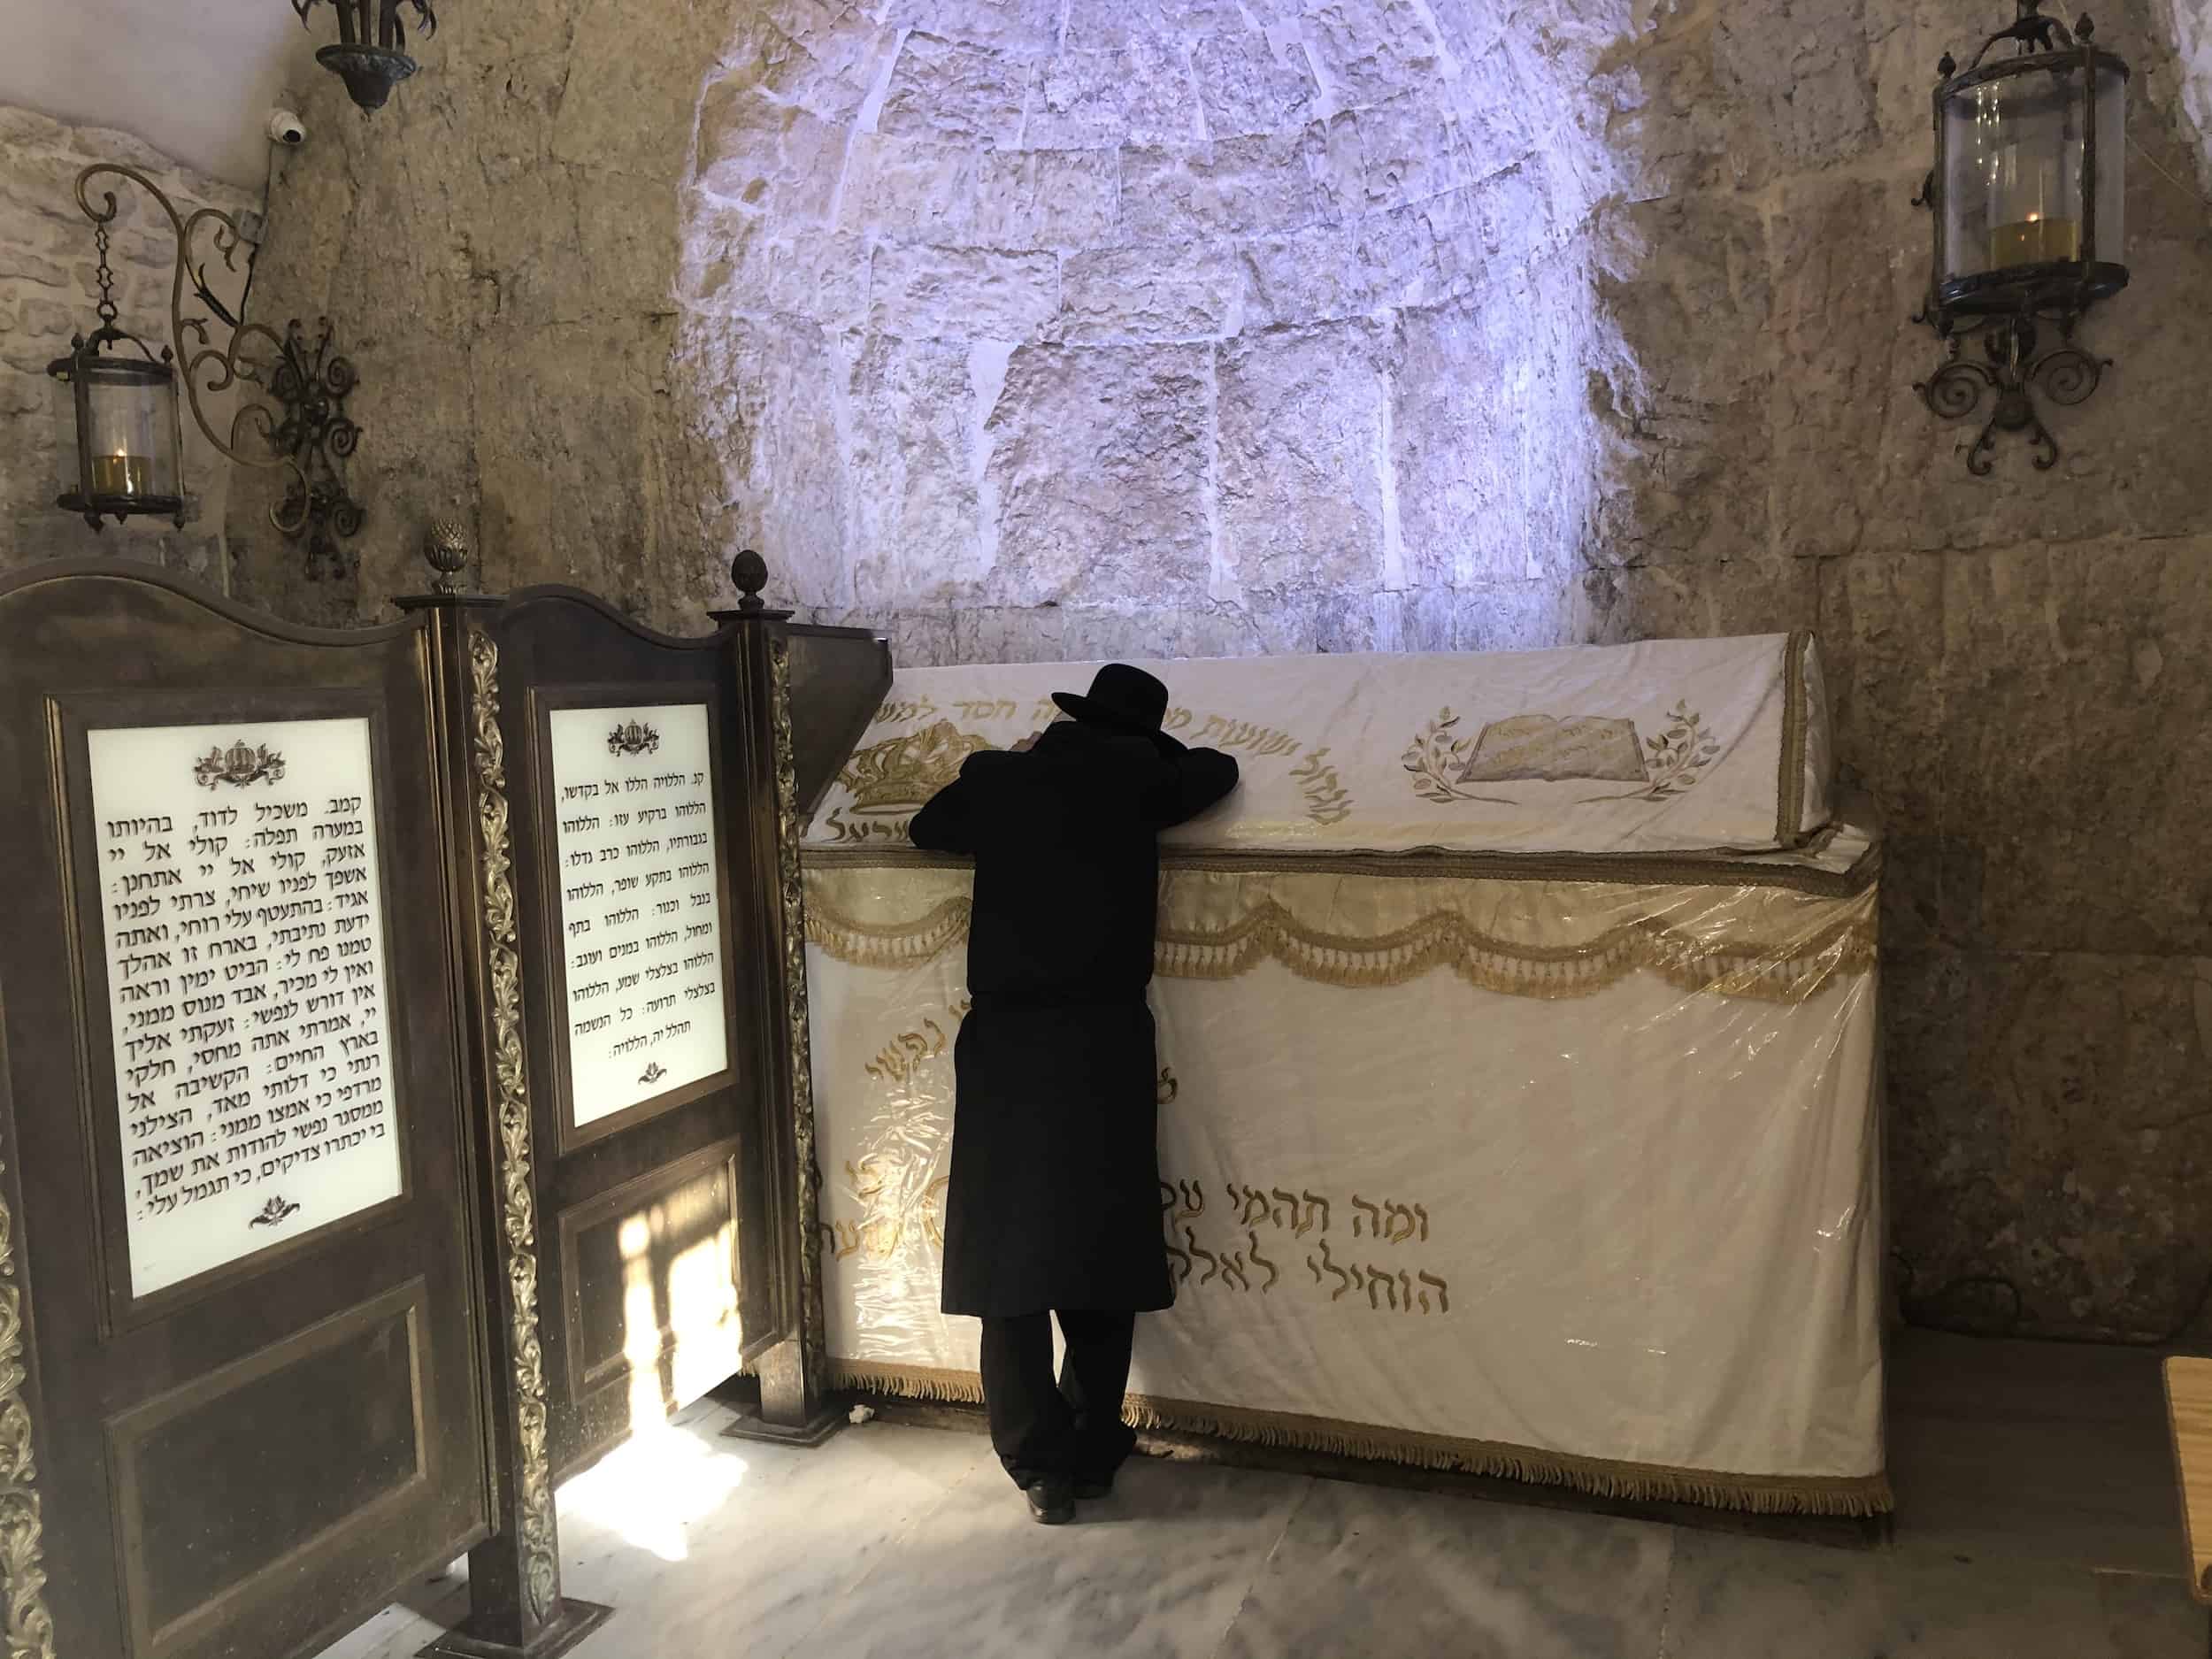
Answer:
[
  {"left": 0, "top": 1148, "right": 56, "bottom": 1659},
  {"left": 769, "top": 636, "right": 826, "bottom": 1394},
  {"left": 465, "top": 624, "right": 561, "bottom": 1624}
]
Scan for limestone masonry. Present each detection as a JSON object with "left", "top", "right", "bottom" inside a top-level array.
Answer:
[{"left": 3, "top": 0, "right": 2211, "bottom": 1341}]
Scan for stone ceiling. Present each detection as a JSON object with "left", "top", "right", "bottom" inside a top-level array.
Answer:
[{"left": 2, "top": 0, "right": 322, "bottom": 188}]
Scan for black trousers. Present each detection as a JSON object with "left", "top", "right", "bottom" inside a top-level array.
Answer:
[{"left": 978, "top": 1310, "right": 1140, "bottom": 1488}]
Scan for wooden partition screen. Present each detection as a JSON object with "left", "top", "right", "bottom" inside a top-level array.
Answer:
[
  {"left": 0, "top": 552, "right": 865, "bottom": 1659},
  {"left": 0, "top": 565, "right": 496, "bottom": 1659}
]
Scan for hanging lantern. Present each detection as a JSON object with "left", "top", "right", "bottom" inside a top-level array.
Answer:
[
  {"left": 44, "top": 220, "right": 185, "bottom": 530},
  {"left": 1916, "top": 1, "right": 2130, "bottom": 472},
  {"left": 45, "top": 164, "right": 372, "bottom": 572},
  {"left": 293, "top": 0, "right": 439, "bottom": 112}
]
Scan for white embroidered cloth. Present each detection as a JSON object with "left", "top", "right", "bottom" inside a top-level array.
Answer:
[
  {"left": 806, "top": 634, "right": 1831, "bottom": 857},
  {"left": 800, "top": 836, "right": 1887, "bottom": 1513}
]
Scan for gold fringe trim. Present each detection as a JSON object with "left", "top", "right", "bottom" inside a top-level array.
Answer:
[
  {"left": 808, "top": 893, "right": 973, "bottom": 971},
  {"left": 829, "top": 1359, "right": 1893, "bottom": 1517},
  {"left": 834, "top": 1358, "right": 988, "bottom": 1404},
  {"left": 1154, "top": 900, "right": 1875, "bottom": 1005},
  {"left": 804, "top": 884, "right": 1877, "bottom": 1005}
]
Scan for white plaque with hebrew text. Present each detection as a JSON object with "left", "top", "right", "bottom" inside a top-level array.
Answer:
[
  {"left": 89, "top": 718, "right": 403, "bottom": 1298},
  {"left": 549, "top": 702, "right": 729, "bottom": 1129}
]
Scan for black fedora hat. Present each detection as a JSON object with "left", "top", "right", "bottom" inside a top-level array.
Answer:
[{"left": 1052, "top": 664, "right": 1185, "bottom": 751}]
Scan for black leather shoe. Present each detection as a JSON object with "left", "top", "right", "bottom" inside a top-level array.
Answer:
[{"left": 1025, "top": 1476, "right": 1074, "bottom": 1525}]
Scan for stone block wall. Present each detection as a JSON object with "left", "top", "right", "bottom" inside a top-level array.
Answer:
[
  {"left": 1596, "top": 0, "right": 2212, "bottom": 1347},
  {"left": 680, "top": 0, "right": 1624, "bottom": 663},
  {"left": 0, "top": 105, "right": 256, "bottom": 587},
  {"left": 232, "top": 0, "right": 2212, "bottom": 1344}
]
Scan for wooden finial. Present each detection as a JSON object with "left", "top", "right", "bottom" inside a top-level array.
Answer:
[
  {"left": 732, "top": 548, "right": 768, "bottom": 614},
  {"left": 423, "top": 518, "right": 471, "bottom": 595}
]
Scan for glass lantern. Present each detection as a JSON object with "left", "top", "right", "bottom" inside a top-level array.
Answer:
[
  {"left": 46, "top": 332, "right": 187, "bottom": 529},
  {"left": 1931, "top": 6, "right": 2128, "bottom": 317}
]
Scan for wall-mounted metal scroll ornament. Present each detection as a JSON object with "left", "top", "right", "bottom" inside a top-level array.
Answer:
[
  {"left": 61, "top": 165, "right": 368, "bottom": 577},
  {"left": 270, "top": 320, "right": 365, "bottom": 580}
]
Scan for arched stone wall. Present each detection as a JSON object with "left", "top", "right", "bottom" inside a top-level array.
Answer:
[
  {"left": 675, "top": 0, "right": 1627, "bottom": 663},
  {"left": 226, "top": 0, "right": 2212, "bottom": 1344}
]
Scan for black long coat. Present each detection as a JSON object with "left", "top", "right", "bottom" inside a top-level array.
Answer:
[{"left": 908, "top": 720, "right": 1240, "bottom": 1317}]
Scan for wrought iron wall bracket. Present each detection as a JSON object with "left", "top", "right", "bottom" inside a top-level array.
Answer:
[
  {"left": 1914, "top": 308, "right": 2110, "bottom": 475},
  {"left": 72, "top": 165, "right": 366, "bottom": 576},
  {"left": 1911, "top": 154, "right": 2116, "bottom": 474},
  {"left": 270, "top": 319, "right": 366, "bottom": 579}
]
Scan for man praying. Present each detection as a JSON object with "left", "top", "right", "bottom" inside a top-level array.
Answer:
[{"left": 907, "top": 664, "right": 1240, "bottom": 1525}]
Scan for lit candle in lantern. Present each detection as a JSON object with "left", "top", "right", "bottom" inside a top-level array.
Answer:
[
  {"left": 89, "top": 451, "right": 151, "bottom": 496},
  {"left": 1989, "top": 209, "right": 2081, "bottom": 270}
]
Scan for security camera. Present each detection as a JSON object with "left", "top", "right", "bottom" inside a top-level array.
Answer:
[{"left": 266, "top": 109, "right": 306, "bottom": 147}]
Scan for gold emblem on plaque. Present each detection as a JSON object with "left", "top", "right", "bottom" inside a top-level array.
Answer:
[
  {"left": 606, "top": 720, "right": 660, "bottom": 757},
  {"left": 192, "top": 740, "right": 287, "bottom": 790}
]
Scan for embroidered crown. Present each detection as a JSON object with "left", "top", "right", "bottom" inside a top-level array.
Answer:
[{"left": 841, "top": 720, "right": 995, "bottom": 814}]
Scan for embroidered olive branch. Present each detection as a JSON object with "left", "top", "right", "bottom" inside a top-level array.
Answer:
[
  {"left": 1401, "top": 709, "right": 1477, "bottom": 804},
  {"left": 1400, "top": 710, "right": 1512, "bottom": 805},
  {"left": 1640, "top": 702, "right": 1721, "bottom": 799}
]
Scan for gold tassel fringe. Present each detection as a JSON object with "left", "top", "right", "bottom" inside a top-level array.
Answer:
[
  {"left": 828, "top": 1359, "right": 1893, "bottom": 1517},
  {"left": 805, "top": 885, "right": 1876, "bottom": 1006}
]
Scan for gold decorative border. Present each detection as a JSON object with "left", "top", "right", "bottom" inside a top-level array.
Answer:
[
  {"left": 465, "top": 624, "right": 561, "bottom": 1624},
  {"left": 802, "top": 879, "right": 1878, "bottom": 1006},
  {"left": 803, "top": 835, "right": 1879, "bottom": 900},
  {"left": 828, "top": 1359, "right": 1892, "bottom": 1517},
  {"left": 1153, "top": 899, "right": 1875, "bottom": 1004},
  {"left": 0, "top": 1149, "right": 56, "bottom": 1659},
  {"left": 770, "top": 636, "right": 827, "bottom": 1396},
  {"left": 1776, "top": 631, "right": 1812, "bottom": 846}
]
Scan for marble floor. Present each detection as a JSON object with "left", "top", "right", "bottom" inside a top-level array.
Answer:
[{"left": 317, "top": 1331, "right": 2208, "bottom": 1659}]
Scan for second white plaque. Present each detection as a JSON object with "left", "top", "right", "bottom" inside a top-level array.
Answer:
[{"left": 549, "top": 702, "right": 729, "bottom": 1129}]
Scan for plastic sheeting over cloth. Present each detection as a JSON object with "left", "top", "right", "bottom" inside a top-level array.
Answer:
[{"left": 801, "top": 818, "right": 1888, "bottom": 1516}]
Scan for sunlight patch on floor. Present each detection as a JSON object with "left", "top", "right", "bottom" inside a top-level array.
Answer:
[{"left": 559, "top": 1420, "right": 755, "bottom": 1563}]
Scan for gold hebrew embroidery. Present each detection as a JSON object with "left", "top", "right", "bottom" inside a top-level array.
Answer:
[
  {"left": 1290, "top": 747, "right": 1353, "bottom": 826},
  {"left": 868, "top": 695, "right": 941, "bottom": 728},
  {"left": 865, "top": 1018, "right": 949, "bottom": 1087},
  {"left": 826, "top": 1001, "right": 968, "bottom": 1263},
  {"left": 819, "top": 809, "right": 915, "bottom": 846},
  {"left": 1160, "top": 1173, "right": 1450, "bottom": 1315},
  {"left": 1194, "top": 714, "right": 1301, "bottom": 758}
]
